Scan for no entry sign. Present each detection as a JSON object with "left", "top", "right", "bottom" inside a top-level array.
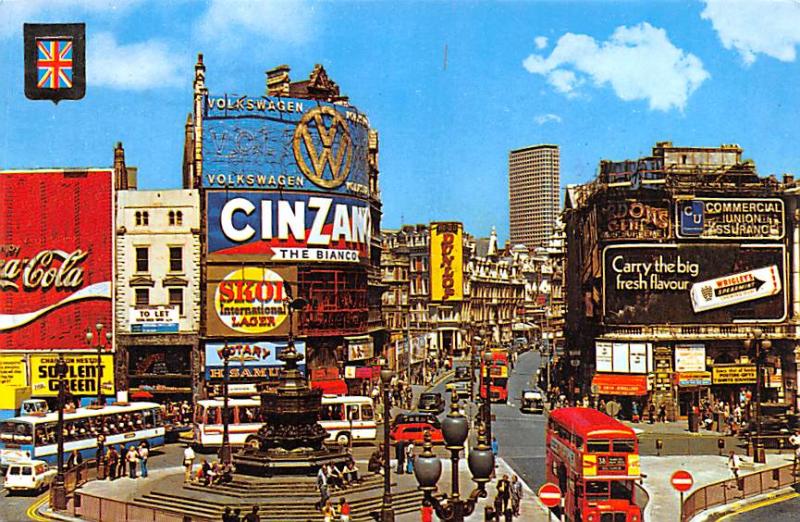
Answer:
[
  {"left": 671, "top": 470, "right": 694, "bottom": 492},
  {"left": 538, "top": 482, "right": 562, "bottom": 508}
]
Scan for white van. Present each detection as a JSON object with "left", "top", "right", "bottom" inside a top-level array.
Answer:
[{"left": 4, "top": 460, "right": 56, "bottom": 493}]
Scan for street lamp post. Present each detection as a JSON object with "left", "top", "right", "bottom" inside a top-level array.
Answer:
[
  {"left": 380, "top": 367, "right": 395, "bottom": 522},
  {"left": 483, "top": 351, "right": 494, "bottom": 445},
  {"left": 744, "top": 328, "right": 771, "bottom": 464},
  {"left": 413, "top": 390, "right": 494, "bottom": 521},
  {"left": 219, "top": 342, "right": 233, "bottom": 465},
  {"left": 85, "top": 322, "right": 111, "bottom": 406},
  {"left": 470, "top": 336, "right": 481, "bottom": 404},
  {"left": 50, "top": 354, "right": 69, "bottom": 511}
]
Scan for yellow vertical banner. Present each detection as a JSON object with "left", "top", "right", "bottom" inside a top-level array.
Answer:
[{"left": 430, "top": 222, "right": 463, "bottom": 302}]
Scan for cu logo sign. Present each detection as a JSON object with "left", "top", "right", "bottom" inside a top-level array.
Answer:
[
  {"left": 293, "top": 106, "right": 353, "bottom": 189},
  {"left": 679, "top": 200, "right": 704, "bottom": 236}
]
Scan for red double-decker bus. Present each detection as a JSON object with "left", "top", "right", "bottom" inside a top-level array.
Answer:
[
  {"left": 480, "top": 350, "right": 509, "bottom": 402},
  {"left": 545, "top": 408, "right": 642, "bottom": 522}
]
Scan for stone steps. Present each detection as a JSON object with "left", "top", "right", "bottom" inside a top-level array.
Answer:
[
  {"left": 184, "top": 474, "right": 386, "bottom": 498},
  {"left": 134, "top": 487, "right": 423, "bottom": 522}
]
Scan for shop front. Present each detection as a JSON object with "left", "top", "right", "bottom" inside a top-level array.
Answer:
[{"left": 591, "top": 373, "right": 648, "bottom": 418}]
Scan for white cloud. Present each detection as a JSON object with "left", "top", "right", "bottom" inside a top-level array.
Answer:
[
  {"left": 0, "top": 0, "right": 142, "bottom": 39},
  {"left": 534, "top": 113, "right": 562, "bottom": 125},
  {"left": 534, "top": 36, "right": 548, "bottom": 49},
  {"left": 522, "top": 23, "right": 709, "bottom": 111},
  {"left": 701, "top": 0, "right": 800, "bottom": 65},
  {"left": 88, "top": 32, "right": 185, "bottom": 90},
  {"left": 195, "top": 0, "right": 316, "bottom": 47}
]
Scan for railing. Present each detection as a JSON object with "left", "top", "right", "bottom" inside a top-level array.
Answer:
[
  {"left": 681, "top": 461, "right": 797, "bottom": 521},
  {"left": 75, "top": 492, "right": 215, "bottom": 522}
]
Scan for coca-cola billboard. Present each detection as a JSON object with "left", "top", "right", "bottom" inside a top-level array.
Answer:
[{"left": 0, "top": 170, "right": 113, "bottom": 350}]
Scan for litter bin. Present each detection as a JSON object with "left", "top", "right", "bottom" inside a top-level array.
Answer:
[{"left": 688, "top": 411, "right": 700, "bottom": 433}]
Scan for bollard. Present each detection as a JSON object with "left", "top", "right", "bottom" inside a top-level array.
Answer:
[{"left": 656, "top": 438, "right": 663, "bottom": 457}]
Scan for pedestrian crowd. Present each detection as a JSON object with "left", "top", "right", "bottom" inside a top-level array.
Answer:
[{"left": 102, "top": 441, "right": 150, "bottom": 480}]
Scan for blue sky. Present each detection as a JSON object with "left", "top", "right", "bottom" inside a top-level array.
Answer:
[{"left": 1, "top": 1, "right": 800, "bottom": 245}]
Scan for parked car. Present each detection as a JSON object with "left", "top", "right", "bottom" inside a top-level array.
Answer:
[
  {"left": 391, "top": 412, "right": 441, "bottom": 430},
  {"left": 520, "top": 389, "right": 544, "bottom": 414},
  {"left": 389, "top": 418, "right": 444, "bottom": 444},
  {"left": 417, "top": 392, "right": 445, "bottom": 415},
  {"left": 4, "top": 460, "right": 56, "bottom": 494},
  {"left": 446, "top": 380, "right": 471, "bottom": 399}
]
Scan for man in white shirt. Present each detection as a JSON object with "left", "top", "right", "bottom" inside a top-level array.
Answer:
[{"left": 183, "top": 445, "right": 196, "bottom": 483}]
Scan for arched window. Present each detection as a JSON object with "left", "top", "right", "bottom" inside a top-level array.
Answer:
[
  {"left": 176, "top": 211, "right": 183, "bottom": 226},
  {"left": 142, "top": 211, "right": 149, "bottom": 226},
  {"left": 168, "top": 211, "right": 175, "bottom": 226},
  {"left": 135, "top": 211, "right": 142, "bottom": 226}
]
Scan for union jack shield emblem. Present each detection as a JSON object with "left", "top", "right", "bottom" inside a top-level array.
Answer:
[
  {"left": 37, "top": 39, "right": 73, "bottom": 89},
  {"left": 24, "top": 23, "right": 85, "bottom": 103}
]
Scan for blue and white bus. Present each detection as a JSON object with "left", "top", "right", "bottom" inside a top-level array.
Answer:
[{"left": 0, "top": 402, "right": 164, "bottom": 468}]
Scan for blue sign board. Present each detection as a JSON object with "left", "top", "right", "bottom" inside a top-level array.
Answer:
[
  {"left": 202, "top": 94, "right": 370, "bottom": 198},
  {"left": 206, "top": 191, "right": 370, "bottom": 263},
  {"left": 131, "top": 323, "right": 179, "bottom": 333},
  {"left": 205, "top": 340, "right": 306, "bottom": 379},
  {"left": 679, "top": 200, "right": 705, "bottom": 236}
]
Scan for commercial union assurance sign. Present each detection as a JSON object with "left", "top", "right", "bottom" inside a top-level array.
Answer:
[{"left": 677, "top": 198, "right": 784, "bottom": 240}]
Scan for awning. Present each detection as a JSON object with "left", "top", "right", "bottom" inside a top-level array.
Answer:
[
  {"left": 591, "top": 374, "right": 648, "bottom": 396},
  {"left": 311, "top": 379, "right": 348, "bottom": 396}
]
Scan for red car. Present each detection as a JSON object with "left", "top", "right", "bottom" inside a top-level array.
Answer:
[{"left": 389, "top": 421, "right": 444, "bottom": 444}]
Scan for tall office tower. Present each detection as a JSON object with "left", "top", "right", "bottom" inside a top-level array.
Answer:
[{"left": 508, "top": 144, "right": 560, "bottom": 250}]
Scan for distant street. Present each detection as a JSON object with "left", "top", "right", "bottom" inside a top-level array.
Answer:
[{"left": 492, "top": 349, "right": 547, "bottom": 490}]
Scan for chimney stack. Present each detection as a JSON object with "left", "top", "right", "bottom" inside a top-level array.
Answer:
[{"left": 266, "top": 65, "right": 291, "bottom": 97}]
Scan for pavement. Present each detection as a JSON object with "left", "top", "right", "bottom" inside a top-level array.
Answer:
[{"left": 639, "top": 452, "right": 790, "bottom": 522}]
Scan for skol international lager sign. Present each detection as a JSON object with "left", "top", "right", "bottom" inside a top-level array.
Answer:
[
  {"left": 430, "top": 222, "right": 463, "bottom": 302},
  {"left": 30, "top": 354, "right": 114, "bottom": 396},
  {"left": 206, "top": 265, "right": 296, "bottom": 337}
]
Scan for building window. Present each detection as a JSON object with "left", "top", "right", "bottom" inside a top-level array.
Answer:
[
  {"left": 135, "top": 288, "right": 149, "bottom": 306},
  {"left": 135, "top": 211, "right": 149, "bottom": 226},
  {"left": 135, "top": 211, "right": 142, "bottom": 226},
  {"left": 135, "top": 247, "right": 149, "bottom": 273},
  {"left": 169, "top": 288, "right": 184, "bottom": 315},
  {"left": 169, "top": 210, "right": 184, "bottom": 226},
  {"left": 169, "top": 246, "right": 183, "bottom": 272}
]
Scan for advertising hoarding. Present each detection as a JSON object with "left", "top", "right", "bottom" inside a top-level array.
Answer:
[
  {"left": 430, "top": 222, "right": 463, "bottom": 302},
  {"left": 712, "top": 364, "right": 757, "bottom": 384},
  {"left": 594, "top": 341, "right": 652, "bottom": 374},
  {"left": 30, "top": 354, "right": 114, "bottom": 397},
  {"left": 204, "top": 340, "right": 306, "bottom": 379},
  {"left": 202, "top": 94, "right": 370, "bottom": 198},
  {"left": 0, "top": 355, "right": 27, "bottom": 387},
  {"left": 674, "top": 344, "right": 706, "bottom": 372},
  {"left": 676, "top": 198, "right": 784, "bottom": 240},
  {"left": 206, "top": 191, "right": 370, "bottom": 264},
  {"left": 0, "top": 170, "right": 113, "bottom": 350},
  {"left": 600, "top": 200, "right": 671, "bottom": 241},
  {"left": 346, "top": 335, "right": 374, "bottom": 361},
  {"left": 603, "top": 244, "right": 786, "bottom": 324},
  {"left": 129, "top": 306, "right": 179, "bottom": 333},
  {"left": 205, "top": 265, "right": 296, "bottom": 338}
]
